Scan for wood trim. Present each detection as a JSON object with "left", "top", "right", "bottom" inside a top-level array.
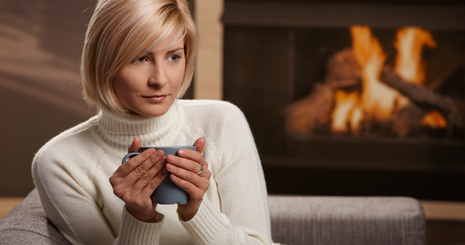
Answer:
[
  {"left": 421, "top": 200, "right": 465, "bottom": 221},
  {"left": 0, "top": 197, "right": 23, "bottom": 219},
  {"left": 194, "top": 0, "right": 224, "bottom": 100},
  {"left": 222, "top": 2, "right": 465, "bottom": 30}
]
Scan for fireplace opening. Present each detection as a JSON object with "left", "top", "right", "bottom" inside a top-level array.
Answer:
[
  {"left": 285, "top": 26, "right": 465, "bottom": 140},
  {"left": 222, "top": 1, "right": 465, "bottom": 201}
]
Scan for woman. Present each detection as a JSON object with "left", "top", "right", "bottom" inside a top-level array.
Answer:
[{"left": 32, "top": 0, "right": 273, "bottom": 244}]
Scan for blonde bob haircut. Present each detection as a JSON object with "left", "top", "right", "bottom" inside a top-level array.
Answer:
[{"left": 81, "top": 0, "right": 198, "bottom": 115}]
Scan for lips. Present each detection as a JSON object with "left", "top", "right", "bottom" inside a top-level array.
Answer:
[{"left": 143, "top": 94, "right": 167, "bottom": 102}]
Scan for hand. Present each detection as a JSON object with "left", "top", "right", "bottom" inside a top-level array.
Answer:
[
  {"left": 165, "top": 137, "right": 211, "bottom": 221},
  {"left": 109, "top": 137, "right": 168, "bottom": 222}
]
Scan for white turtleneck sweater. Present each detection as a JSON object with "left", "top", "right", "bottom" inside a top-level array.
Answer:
[{"left": 32, "top": 100, "right": 273, "bottom": 245}]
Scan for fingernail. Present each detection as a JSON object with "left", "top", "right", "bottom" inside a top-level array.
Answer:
[
  {"left": 155, "top": 150, "right": 163, "bottom": 157},
  {"left": 171, "top": 174, "right": 177, "bottom": 180},
  {"left": 167, "top": 155, "right": 175, "bottom": 162},
  {"left": 178, "top": 150, "right": 185, "bottom": 155},
  {"left": 147, "top": 148, "right": 155, "bottom": 154},
  {"left": 167, "top": 165, "right": 173, "bottom": 171}
]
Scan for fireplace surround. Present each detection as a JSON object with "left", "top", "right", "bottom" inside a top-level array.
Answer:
[{"left": 222, "top": 0, "right": 465, "bottom": 201}]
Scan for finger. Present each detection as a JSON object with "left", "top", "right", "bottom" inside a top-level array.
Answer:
[
  {"left": 193, "top": 137, "right": 205, "bottom": 153},
  {"left": 112, "top": 150, "right": 165, "bottom": 197},
  {"left": 166, "top": 163, "right": 209, "bottom": 190},
  {"left": 137, "top": 166, "right": 169, "bottom": 199},
  {"left": 128, "top": 137, "right": 142, "bottom": 153},
  {"left": 111, "top": 148, "right": 156, "bottom": 189},
  {"left": 134, "top": 157, "right": 167, "bottom": 190},
  {"left": 126, "top": 150, "right": 165, "bottom": 183},
  {"left": 170, "top": 173, "right": 206, "bottom": 201},
  {"left": 176, "top": 149, "right": 207, "bottom": 168},
  {"left": 119, "top": 149, "right": 162, "bottom": 178},
  {"left": 166, "top": 154, "right": 204, "bottom": 174}
]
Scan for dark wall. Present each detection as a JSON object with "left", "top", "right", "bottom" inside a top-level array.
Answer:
[
  {"left": 0, "top": 0, "right": 197, "bottom": 197},
  {"left": 0, "top": 0, "right": 97, "bottom": 196}
]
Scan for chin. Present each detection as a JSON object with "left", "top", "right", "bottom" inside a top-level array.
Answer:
[{"left": 136, "top": 107, "right": 171, "bottom": 118}]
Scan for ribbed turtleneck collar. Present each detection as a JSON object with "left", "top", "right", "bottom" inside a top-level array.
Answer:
[{"left": 93, "top": 100, "right": 184, "bottom": 156}]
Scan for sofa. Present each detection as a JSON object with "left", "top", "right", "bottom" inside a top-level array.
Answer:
[{"left": 0, "top": 188, "right": 425, "bottom": 244}]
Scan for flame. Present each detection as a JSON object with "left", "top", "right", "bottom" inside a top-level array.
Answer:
[
  {"left": 350, "top": 26, "right": 399, "bottom": 120},
  {"left": 394, "top": 27, "right": 438, "bottom": 108},
  {"left": 330, "top": 26, "right": 446, "bottom": 134},
  {"left": 421, "top": 110, "right": 447, "bottom": 128},
  {"left": 393, "top": 28, "right": 446, "bottom": 128},
  {"left": 331, "top": 89, "right": 360, "bottom": 133},
  {"left": 394, "top": 27, "right": 437, "bottom": 84}
]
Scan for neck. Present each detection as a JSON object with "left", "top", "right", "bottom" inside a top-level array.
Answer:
[{"left": 93, "top": 100, "right": 184, "bottom": 155}]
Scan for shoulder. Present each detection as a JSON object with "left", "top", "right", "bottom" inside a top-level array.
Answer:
[
  {"left": 178, "top": 99, "right": 245, "bottom": 122},
  {"left": 177, "top": 99, "right": 251, "bottom": 141},
  {"left": 32, "top": 116, "right": 98, "bottom": 170}
]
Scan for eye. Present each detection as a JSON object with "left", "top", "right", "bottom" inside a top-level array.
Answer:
[
  {"left": 167, "top": 54, "right": 181, "bottom": 62},
  {"left": 132, "top": 56, "right": 148, "bottom": 64}
]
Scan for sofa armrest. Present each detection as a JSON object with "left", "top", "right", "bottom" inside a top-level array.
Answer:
[
  {"left": 269, "top": 195, "right": 426, "bottom": 245},
  {"left": 1, "top": 189, "right": 425, "bottom": 245},
  {"left": 0, "top": 189, "right": 71, "bottom": 245}
]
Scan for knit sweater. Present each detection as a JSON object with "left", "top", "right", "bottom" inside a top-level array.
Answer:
[{"left": 32, "top": 99, "right": 273, "bottom": 245}]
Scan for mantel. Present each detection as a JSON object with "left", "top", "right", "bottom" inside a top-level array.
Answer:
[{"left": 222, "top": 2, "right": 465, "bottom": 30}]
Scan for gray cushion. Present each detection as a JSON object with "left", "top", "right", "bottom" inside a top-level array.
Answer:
[
  {"left": 0, "top": 189, "right": 425, "bottom": 244},
  {"left": 269, "top": 195, "right": 426, "bottom": 245},
  {"left": 0, "top": 189, "right": 71, "bottom": 245}
]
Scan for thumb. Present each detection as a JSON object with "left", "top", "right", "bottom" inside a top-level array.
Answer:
[
  {"left": 193, "top": 137, "right": 205, "bottom": 153},
  {"left": 128, "top": 137, "right": 141, "bottom": 153}
]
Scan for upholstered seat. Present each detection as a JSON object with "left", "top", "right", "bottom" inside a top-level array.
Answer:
[{"left": 0, "top": 189, "right": 425, "bottom": 244}]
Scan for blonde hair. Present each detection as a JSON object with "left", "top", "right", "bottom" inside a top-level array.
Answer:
[{"left": 81, "top": 0, "right": 198, "bottom": 115}]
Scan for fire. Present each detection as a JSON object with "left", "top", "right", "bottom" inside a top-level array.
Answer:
[
  {"left": 331, "top": 89, "right": 360, "bottom": 134},
  {"left": 421, "top": 110, "right": 447, "bottom": 128},
  {"left": 394, "top": 27, "right": 437, "bottom": 108},
  {"left": 331, "top": 26, "right": 446, "bottom": 134},
  {"left": 350, "top": 26, "right": 399, "bottom": 121},
  {"left": 393, "top": 27, "right": 444, "bottom": 129},
  {"left": 394, "top": 27, "right": 437, "bottom": 85}
]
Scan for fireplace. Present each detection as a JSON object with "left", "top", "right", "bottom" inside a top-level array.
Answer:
[
  {"left": 222, "top": 1, "right": 465, "bottom": 201},
  {"left": 285, "top": 26, "right": 464, "bottom": 138}
]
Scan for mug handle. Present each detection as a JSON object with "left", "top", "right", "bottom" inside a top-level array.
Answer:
[{"left": 121, "top": 152, "right": 141, "bottom": 164}]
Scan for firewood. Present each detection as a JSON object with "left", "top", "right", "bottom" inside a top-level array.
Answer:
[
  {"left": 391, "top": 103, "right": 428, "bottom": 137},
  {"left": 325, "top": 48, "right": 361, "bottom": 89},
  {"left": 284, "top": 83, "right": 334, "bottom": 134},
  {"left": 380, "top": 66, "right": 465, "bottom": 132}
]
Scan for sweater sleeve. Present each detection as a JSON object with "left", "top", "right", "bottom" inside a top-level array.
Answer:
[
  {"left": 32, "top": 142, "right": 165, "bottom": 245},
  {"left": 181, "top": 103, "right": 273, "bottom": 245}
]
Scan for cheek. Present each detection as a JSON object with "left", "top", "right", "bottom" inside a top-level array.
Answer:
[
  {"left": 170, "top": 64, "right": 186, "bottom": 88},
  {"left": 113, "top": 70, "right": 143, "bottom": 106},
  {"left": 115, "top": 70, "right": 143, "bottom": 92}
]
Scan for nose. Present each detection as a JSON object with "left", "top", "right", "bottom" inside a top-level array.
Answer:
[{"left": 148, "top": 62, "right": 168, "bottom": 88}]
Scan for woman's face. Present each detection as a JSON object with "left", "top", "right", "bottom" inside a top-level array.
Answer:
[{"left": 113, "top": 38, "right": 185, "bottom": 117}]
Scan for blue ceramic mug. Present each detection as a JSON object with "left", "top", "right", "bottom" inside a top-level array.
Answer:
[{"left": 122, "top": 146, "right": 196, "bottom": 205}]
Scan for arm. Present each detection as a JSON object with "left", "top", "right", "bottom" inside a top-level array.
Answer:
[
  {"left": 168, "top": 104, "right": 273, "bottom": 244},
  {"left": 32, "top": 140, "right": 166, "bottom": 245},
  {"left": 33, "top": 151, "right": 118, "bottom": 244}
]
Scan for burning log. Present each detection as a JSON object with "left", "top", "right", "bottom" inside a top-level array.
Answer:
[
  {"left": 390, "top": 104, "right": 428, "bottom": 137},
  {"left": 324, "top": 48, "right": 361, "bottom": 89},
  {"left": 285, "top": 49, "right": 361, "bottom": 134},
  {"left": 380, "top": 66, "right": 465, "bottom": 134},
  {"left": 381, "top": 66, "right": 449, "bottom": 112},
  {"left": 284, "top": 84, "right": 334, "bottom": 134}
]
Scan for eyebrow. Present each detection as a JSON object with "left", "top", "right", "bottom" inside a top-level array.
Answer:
[
  {"left": 166, "top": 47, "right": 184, "bottom": 54},
  {"left": 145, "top": 47, "right": 184, "bottom": 56}
]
